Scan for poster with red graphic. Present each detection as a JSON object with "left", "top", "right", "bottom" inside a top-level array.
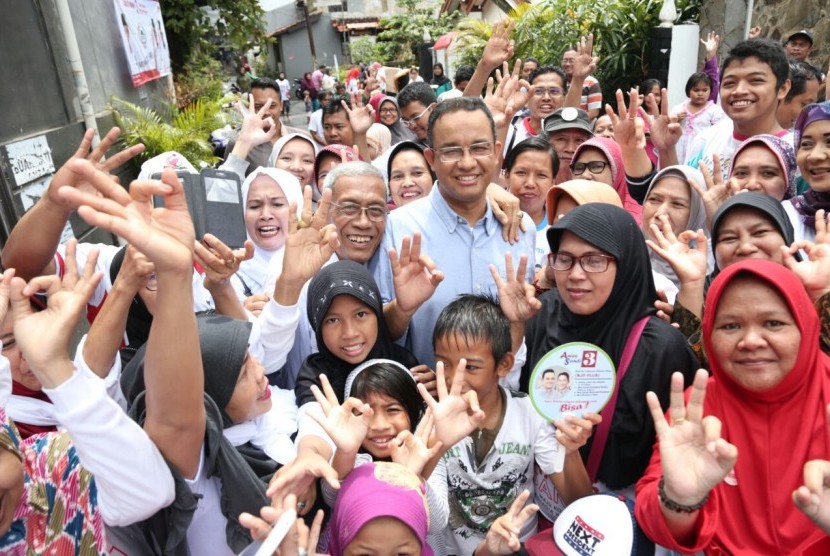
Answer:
[{"left": 113, "top": 0, "right": 171, "bottom": 86}]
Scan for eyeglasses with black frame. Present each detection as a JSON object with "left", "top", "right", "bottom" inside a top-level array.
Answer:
[
  {"left": 571, "top": 160, "right": 610, "bottom": 176},
  {"left": 400, "top": 103, "right": 435, "bottom": 128},
  {"left": 435, "top": 141, "right": 495, "bottom": 163},
  {"left": 548, "top": 252, "right": 615, "bottom": 273},
  {"left": 331, "top": 201, "right": 388, "bottom": 222}
]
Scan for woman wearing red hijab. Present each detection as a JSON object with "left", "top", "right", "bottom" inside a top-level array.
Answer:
[{"left": 636, "top": 259, "right": 830, "bottom": 554}]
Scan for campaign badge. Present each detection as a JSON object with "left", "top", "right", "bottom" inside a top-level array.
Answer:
[{"left": 528, "top": 342, "right": 616, "bottom": 422}]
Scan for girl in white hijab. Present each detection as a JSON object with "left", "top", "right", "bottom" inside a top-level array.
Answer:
[
  {"left": 231, "top": 167, "right": 304, "bottom": 303},
  {"left": 268, "top": 133, "right": 317, "bottom": 190}
]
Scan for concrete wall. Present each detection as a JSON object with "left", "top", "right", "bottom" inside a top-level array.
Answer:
[
  {"left": 0, "top": 0, "right": 169, "bottom": 245},
  {"left": 276, "top": 14, "right": 345, "bottom": 81},
  {"left": 697, "top": 0, "right": 748, "bottom": 63}
]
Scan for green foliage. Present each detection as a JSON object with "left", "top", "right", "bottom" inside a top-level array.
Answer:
[
  {"left": 174, "top": 48, "right": 225, "bottom": 110},
  {"left": 252, "top": 49, "right": 275, "bottom": 79},
  {"left": 161, "top": 0, "right": 268, "bottom": 71},
  {"left": 453, "top": 0, "right": 702, "bottom": 102},
  {"left": 376, "top": 0, "right": 462, "bottom": 66},
  {"left": 111, "top": 95, "right": 234, "bottom": 168},
  {"left": 350, "top": 36, "right": 383, "bottom": 64}
]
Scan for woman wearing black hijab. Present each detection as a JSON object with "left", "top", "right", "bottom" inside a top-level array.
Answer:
[
  {"left": 516, "top": 204, "right": 698, "bottom": 493},
  {"left": 652, "top": 192, "right": 812, "bottom": 362}
]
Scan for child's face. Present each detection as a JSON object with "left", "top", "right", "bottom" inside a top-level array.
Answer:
[
  {"left": 344, "top": 516, "right": 421, "bottom": 555},
  {"left": 225, "top": 352, "right": 272, "bottom": 423},
  {"left": 434, "top": 333, "right": 510, "bottom": 402},
  {"left": 360, "top": 392, "right": 412, "bottom": 459},
  {"left": 689, "top": 82, "right": 711, "bottom": 106},
  {"left": 321, "top": 295, "right": 378, "bottom": 365}
]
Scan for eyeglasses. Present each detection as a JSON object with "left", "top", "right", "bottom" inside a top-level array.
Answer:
[
  {"left": 548, "top": 252, "right": 615, "bottom": 273},
  {"left": 400, "top": 104, "right": 434, "bottom": 128},
  {"left": 532, "top": 87, "right": 564, "bottom": 97},
  {"left": 379, "top": 107, "right": 398, "bottom": 114},
  {"left": 434, "top": 142, "right": 495, "bottom": 163},
  {"left": 331, "top": 201, "right": 388, "bottom": 222},
  {"left": 571, "top": 161, "right": 610, "bottom": 176}
]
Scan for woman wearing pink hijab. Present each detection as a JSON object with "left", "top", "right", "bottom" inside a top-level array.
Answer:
[{"left": 571, "top": 137, "right": 643, "bottom": 224}]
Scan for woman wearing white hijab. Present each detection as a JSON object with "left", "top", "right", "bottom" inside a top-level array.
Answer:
[
  {"left": 231, "top": 167, "right": 304, "bottom": 305},
  {"left": 268, "top": 133, "right": 318, "bottom": 190}
]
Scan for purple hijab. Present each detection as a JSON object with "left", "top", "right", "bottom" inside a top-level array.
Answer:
[
  {"left": 730, "top": 134, "right": 796, "bottom": 200},
  {"left": 329, "top": 462, "right": 432, "bottom": 555},
  {"left": 791, "top": 101, "right": 830, "bottom": 225}
]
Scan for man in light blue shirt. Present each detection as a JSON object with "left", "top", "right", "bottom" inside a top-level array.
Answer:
[{"left": 378, "top": 97, "right": 535, "bottom": 367}]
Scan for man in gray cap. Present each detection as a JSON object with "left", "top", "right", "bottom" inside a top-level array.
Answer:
[
  {"left": 784, "top": 30, "right": 814, "bottom": 62},
  {"left": 542, "top": 107, "right": 593, "bottom": 183}
]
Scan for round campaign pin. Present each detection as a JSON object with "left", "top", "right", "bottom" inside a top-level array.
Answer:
[{"left": 528, "top": 342, "right": 616, "bottom": 422}]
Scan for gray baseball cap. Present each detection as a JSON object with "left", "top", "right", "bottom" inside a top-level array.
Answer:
[
  {"left": 542, "top": 107, "right": 594, "bottom": 137},
  {"left": 786, "top": 29, "right": 814, "bottom": 46}
]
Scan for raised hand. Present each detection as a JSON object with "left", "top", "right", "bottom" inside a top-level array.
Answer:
[
  {"left": 0, "top": 269, "right": 13, "bottom": 325},
  {"left": 654, "top": 289, "right": 676, "bottom": 325},
  {"left": 390, "top": 409, "right": 443, "bottom": 477},
  {"left": 279, "top": 186, "right": 340, "bottom": 287},
  {"left": 418, "top": 360, "right": 486, "bottom": 449},
  {"left": 747, "top": 26, "right": 762, "bottom": 40},
  {"left": 244, "top": 293, "right": 271, "bottom": 317},
  {"left": 792, "top": 404, "right": 830, "bottom": 535},
  {"left": 194, "top": 233, "right": 255, "bottom": 288},
  {"left": 47, "top": 127, "right": 145, "bottom": 210},
  {"left": 650, "top": 88, "right": 682, "bottom": 153},
  {"left": 608, "top": 88, "right": 646, "bottom": 152},
  {"left": 239, "top": 494, "right": 327, "bottom": 555},
  {"left": 114, "top": 244, "right": 156, "bottom": 295},
  {"left": 58, "top": 161, "right": 196, "bottom": 273},
  {"left": 389, "top": 233, "right": 444, "bottom": 315},
  {"left": 489, "top": 253, "right": 541, "bottom": 323},
  {"left": 235, "top": 94, "right": 278, "bottom": 150},
  {"left": 481, "top": 489, "right": 539, "bottom": 554},
  {"left": 553, "top": 413, "right": 601, "bottom": 454},
  {"left": 480, "top": 19, "right": 515, "bottom": 71},
  {"left": 692, "top": 155, "right": 740, "bottom": 228},
  {"left": 9, "top": 239, "right": 103, "bottom": 387},
  {"left": 266, "top": 452, "right": 340, "bottom": 512},
  {"left": 646, "top": 216, "right": 709, "bottom": 285},
  {"left": 647, "top": 370, "right": 737, "bottom": 507},
  {"left": 410, "top": 364, "right": 438, "bottom": 398},
  {"left": 701, "top": 31, "right": 721, "bottom": 60},
  {"left": 782, "top": 238, "right": 830, "bottom": 303},
  {"left": 309, "top": 374, "right": 373, "bottom": 455},
  {"left": 484, "top": 61, "right": 530, "bottom": 132},
  {"left": 814, "top": 209, "right": 830, "bottom": 246},
  {"left": 571, "top": 34, "right": 598, "bottom": 80},
  {"left": 341, "top": 98, "right": 374, "bottom": 136}
]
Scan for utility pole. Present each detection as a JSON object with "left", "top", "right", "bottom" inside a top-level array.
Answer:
[{"left": 296, "top": 0, "right": 318, "bottom": 68}]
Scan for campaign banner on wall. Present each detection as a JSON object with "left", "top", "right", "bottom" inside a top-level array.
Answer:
[{"left": 113, "top": 0, "right": 171, "bottom": 86}]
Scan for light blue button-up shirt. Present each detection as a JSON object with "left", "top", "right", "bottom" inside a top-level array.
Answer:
[{"left": 377, "top": 184, "right": 536, "bottom": 367}]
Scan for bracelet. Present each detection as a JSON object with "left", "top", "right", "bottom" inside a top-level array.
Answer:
[{"left": 658, "top": 477, "right": 709, "bottom": 513}]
